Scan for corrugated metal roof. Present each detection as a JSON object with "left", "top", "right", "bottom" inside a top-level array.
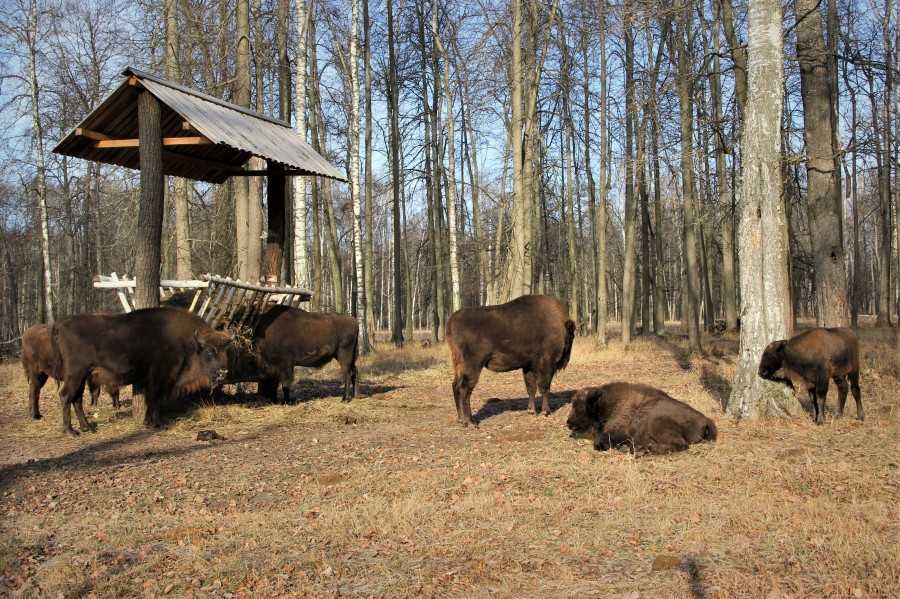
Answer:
[{"left": 53, "top": 67, "right": 346, "bottom": 184}]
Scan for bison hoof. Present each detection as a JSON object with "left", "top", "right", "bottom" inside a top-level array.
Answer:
[
  {"left": 62, "top": 428, "right": 79, "bottom": 437},
  {"left": 82, "top": 423, "right": 98, "bottom": 433},
  {"left": 31, "top": 413, "right": 42, "bottom": 420}
]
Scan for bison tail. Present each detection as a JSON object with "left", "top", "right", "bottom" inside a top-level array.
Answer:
[
  {"left": 703, "top": 419, "right": 718, "bottom": 442},
  {"left": 557, "top": 320, "right": 577, "bottom": 371}
]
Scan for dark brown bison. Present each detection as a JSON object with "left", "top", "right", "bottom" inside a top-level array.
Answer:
[
  {"left": 446, "top": 295, "right": 576, "bottom": 426},
  {"left": 567, "top": 383, "right": 717, "bottom": 454},
  {"left": 758, "top": 327, "right": 862, "bottom": 424},
  {"left": 51, "top": 308, "right": 231, "bottom": 435},
  {"left": 22, "top": 324, "right": 121, "bottom": 419},
  {"left": 252, "top": 305, "right": 359, "bottom": 403}
]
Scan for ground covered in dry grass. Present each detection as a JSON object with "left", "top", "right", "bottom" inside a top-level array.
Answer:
[{"left": 0, "top": 324, "right": 897, "bottom": 598}]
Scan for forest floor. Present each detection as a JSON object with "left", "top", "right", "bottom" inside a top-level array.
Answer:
[{"left": 0, "top": 321, "right": 897, "bottom": 598}]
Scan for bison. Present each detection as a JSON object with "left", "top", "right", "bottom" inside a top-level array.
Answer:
[
  {"left": 22, "top": 324, "right": 120, "bottom": 419},
  {"left": 51, "top": 307, "right": 231, "bottom": 435},
  {"left": 758, "top": 327, "right": 862, "bottom": 425},
  {"left": 252, "top": 305, "right": 359, "bottom": 403},
  {"left": 567, "top": 383, "right": 718, "bottom": 454},
  {"left": 446, "top": 295, "right": 576, "bottom": 426}
]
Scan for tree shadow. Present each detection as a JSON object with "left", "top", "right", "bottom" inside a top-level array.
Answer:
[
  {"left": 653, "top": 337, "right": 693, "bottom": 370},
  {"left": 681, "top": 556, "right": 707, "bottom": 599},
  {"left": 0, "top": 429, "right": 215, "bottom": 493},
  {"left": 206, "top": 380, "right": 400, "bottom": 406},
  {"left": 699, "top": 365, "right": 732, "bottom": 410},
  {"left": 472, "top": 389, "right": 577, "bottom": 424}
]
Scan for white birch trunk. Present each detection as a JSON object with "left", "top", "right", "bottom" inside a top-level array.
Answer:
[
  {"left": 28, "top": 0, "right": 53, "bottom": 323},
  {"left": 293, "top": 0, "right": 309, "bottom": 287},
  {"left": 349, "top": 0, "right": 369, "bottom": 350},
  {"left": 433, "top": 5, "right": 461, "bottom": 313}
]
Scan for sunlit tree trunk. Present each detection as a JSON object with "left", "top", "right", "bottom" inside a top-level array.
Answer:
[
  {"left": 387, "top": 0, "right": 404, "bottom": 345},
  {"left": 292, "top": 0, "right": 309, "bottom": 287},
  {"left": 234, "top": 0, "right": 251, "bottom": 280},
  {"left": 727, "top": 0, "right": 802, "bottom": 419},
  {"left": 621, "top": 0, "right": 637, "bottom": 345},
  {"left": 596, "top": 0, "right": 608, "bottom": 346},
  {"left": 349, "top": 0, "right": 370, "bottom": 351}
]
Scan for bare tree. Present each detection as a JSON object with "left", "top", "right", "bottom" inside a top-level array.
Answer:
[
  {"left": 727, "top": 0, "right": 802, "bottom": 419},
  {"left": 293, "top": 0, "right": 310, "bottom": 287}
]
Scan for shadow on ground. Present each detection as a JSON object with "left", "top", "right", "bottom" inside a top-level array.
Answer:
[
  {"left": 473, "top": 389, "right": 577, "bottom": 424},
  {"left": 699, "top": 365, "right": 732, "bottom": 410},
  {"left": 202, "top": 380, "right": 401, "bottom": 407}
]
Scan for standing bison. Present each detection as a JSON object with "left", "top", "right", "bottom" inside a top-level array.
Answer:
[
  {"left": 252, "top": 305, "right": 359, "bottom": 403},
  {"left": 51, "top": 308, "right": 231, "bottom": 435},
  {"left": 567, "top": 383, "right": 717, "bottom": 454},
  {"left": 22, "top": 324, "right": 121, "bottom": 419},
  {"left": 758, "top": 327, "right": 862, "bottom": 424},
  {"left": 446, "top": 295, "right": 576, "bottom": 426}
]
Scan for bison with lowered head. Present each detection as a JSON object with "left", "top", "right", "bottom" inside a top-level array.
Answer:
[
  {"left": 758, "top": 327, "right": 862, "bottom": 424},
  {"left": 446, "top": 295, "right": 576, "bottom": 426},
  {"left": 251, "top": 305, "right": 359, "bottom": 403},
  {"left": 567, "top": 383, "right": 717, "bottom": 454},
  {"left": 22, "top": 324, "right": 120, "bottom": 419},
  {"left": 51, "top": 307, "right": 231, "bottom": 435}
]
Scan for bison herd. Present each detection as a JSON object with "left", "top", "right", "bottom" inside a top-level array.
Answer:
[{"left": 20, "top": 294, "right": 865, "bottom": 453}]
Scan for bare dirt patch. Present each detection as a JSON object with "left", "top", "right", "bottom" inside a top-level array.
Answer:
[{"left": 0, "top": 327, "right": 897, "bottom": 597}]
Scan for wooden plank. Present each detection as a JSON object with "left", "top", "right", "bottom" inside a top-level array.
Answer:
[
  {"left": 94, "top": 136, "right": 212, "bottom": 149},
  {"left": 202, "top": 274, "right": 312, "bottom": 296},
  {"left": 110, "top": 272, "right": 133, "bottom": 313},
  {"left": 188, "top": 288, "right": 203, "bottom": 312},
  {"left": 75, "top": 128, "right": 111, "bottom": 141}
]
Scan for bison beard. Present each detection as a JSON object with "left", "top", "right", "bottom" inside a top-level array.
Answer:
[
  {"left": 567, "top": 383, "right": 717, "bottom": 455},
  {"left": 446, "top": 295, "right": 576, "bottom": 426},
  {"left": 50, "top": 308, "right": 231, "bottom": 436},
  {"left": 758, "top": 327, "right": 863, "bottom": 424}
]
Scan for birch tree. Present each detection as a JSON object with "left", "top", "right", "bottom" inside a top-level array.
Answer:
[
  {"left": 349, "top": 0, "right": 370, "bottom": 351},
  {"left": 727, "top": 0, "right": 802, "bottom": 419},
  {"left": 293, "top": 0, "right": 309, "bottom": 287}
]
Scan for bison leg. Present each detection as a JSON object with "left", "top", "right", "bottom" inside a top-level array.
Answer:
[
  {"left": 834, "top": 376, "right": 849, "bottom": 417},
  {"left": 110, "top": 387, "right": 121, "bottom": 409},
  {"left": 58, "top": 376, "right": 86, "bottom": 437},
  {"left": 813, "top": 376, "right": 829, "bottom": 425},
  {"left": 259, "top": 378, "right": 279, "bottom": 402},
  {"left": 88, "top": 376, "right": 101, "bottom": 407},
  {"left": 593, "top": 428, "right": 630, "bottom": 451},
  {"left": 849, "top": 371, "right": 864, "bottom": 421},
  {"left": 535, "top": 366, "right": 555, "bottom": 416},
  {"left": 28, "top": 372, "right": 48, "bottom": 419},
  {"left": 72, "top": 392, "right": 97, "bottom": 433},
  {"left": 452, "top": 366, "right": 481, "bottom": 427},
  {"left": 522, "top": 370, "right": 538, "bottom": 413}
]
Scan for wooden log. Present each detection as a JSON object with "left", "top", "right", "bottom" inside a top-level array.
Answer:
[
  {"left": 134, "top": 91, "right": 165, "bottom": 309},
  {"left": 263, "top": 161, "right": 286, "bottom": 282},
  {"left": 94, "top": 136, "right": 211, "bottom": 149}
]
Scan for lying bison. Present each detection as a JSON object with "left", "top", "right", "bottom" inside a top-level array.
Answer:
[
  {"left": 252, "top": 305, "right": 359, "bottom": 403},
  {"left": 567, "top": 383, "right": 717, "bottom": 454},
  {"left": 22, "top": 324, "right": 121, "bottom": 419},
  {"left": 446, "top": 295, "right": 575, "bottom": 426},
  {"left": 51, "top": 308, "right": 231, "bottom": 435},
  {"left": 758, "top": 327, "right": 862, "bottom": 424}
]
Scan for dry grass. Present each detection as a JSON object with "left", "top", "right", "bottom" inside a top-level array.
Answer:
[{"left": 0, "top": 325, "right": 897, "bottom": 598}]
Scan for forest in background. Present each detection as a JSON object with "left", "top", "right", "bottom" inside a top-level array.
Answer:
[{"left": 0, "top": 0, "right": 897, "bottom": 355}]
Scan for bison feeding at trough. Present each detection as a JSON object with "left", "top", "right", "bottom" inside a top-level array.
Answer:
[
  {"left": 446, "top": 295, "right": 576, "bottom": 426},
  {"left": 758, "top": 327, "right": 863, "bottom": 424},
  {"left": 250, "top": 305, "right": 359, "bottom": 403},
  {"left": 567, "top": 383, "right": 717, "bottom": 454},
  {"left": 22, "top": 324, "right": 120, "bottom": 419},
  {"left": 51, "top": 307, "right": 232, "bottom": 435}
]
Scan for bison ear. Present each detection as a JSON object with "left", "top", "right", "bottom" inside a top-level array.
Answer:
[{"left": 193, "top": 328, "right": 206, "bottom": 352}]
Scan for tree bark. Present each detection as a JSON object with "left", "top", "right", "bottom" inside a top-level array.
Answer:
[
  {"left": 234, "top": 0, "right": 251, "bottom": 280},
  {"left": 349, "top": 0, "right": 370, "bottom": 351},
  {"left": 726, "top": 0, "right": 802, "bottom": 419},
  {"left": 508, "top": 0, "right": 529, "bottom": 299},
  {"left": 135, "top": 91, "right": 165, "bottom": 309},
  {"left": 794, "top": 0, "right": 850, "bottom": 327},
  {"left": 363, "top": 0, "right": 376, "bottom": 333},
  {"left": 292, "top": 0, "right": 309, "bottom": 286},
  {"left": 621, "top": 0, "right": 637, "bottom": 346},
  {"left": 596, "top": 0, "right": 608, "bottom": 346},
  {"left": 387, "top": 0, "right": 404, "bottom": 346}
]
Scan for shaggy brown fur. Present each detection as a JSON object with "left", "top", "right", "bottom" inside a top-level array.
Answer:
[
  {"left": 251, "top": 306, "right": 359, "bottom": 403},
  {"left": 758, "top": 327, "right": 863, "bottom": 424},
  {"left": 51, "top": 308, "right": 231, "bottom": 435},
  {"left": 567, "top": 383, "right": 717, "bottom": 454},
  {"left": 21, "top": 324, "right": 120, "bottom": 419},
  {"left": 446, "top": 295, "right": 576, "bottom": 426}
]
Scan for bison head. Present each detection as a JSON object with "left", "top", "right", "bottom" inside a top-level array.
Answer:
[
  {"left": 567, "top": 389, "right": 599, "bottom": 439},
  {"left": 193, "top": 328, "right": 231, "bottom": 386},
  {"left": 758, "top": 339, "right": 787, "bottom": 382}
]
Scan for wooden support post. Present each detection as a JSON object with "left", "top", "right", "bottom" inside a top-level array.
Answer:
[
  {"left": 134, "top": 91, "right": 164, "bottom": 310},
  {"left": 263, "top": 161, "right": 286, "bottom": 283}
]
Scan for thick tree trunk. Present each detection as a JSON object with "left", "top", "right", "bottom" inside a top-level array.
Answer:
[
  {"left": 596, "top": 1, "right": 608, "bottom": 347},
  {"left": 234, "top": 0, "right": 251, "bottom": 280},
  {"left": 508, "top": 0, "right": 528, "bottom": 299},
  {"left": 726, "top": 0, "right": 802, "bottom": 419},
  {"left": 794, "top": 0, "right": 850, "bottom": 327},
  {"left": 349, "top": 0, "right": 370, "bottom": 352},
  {"left": 135, "top": 91, "right": 164, "bottom": 309}
]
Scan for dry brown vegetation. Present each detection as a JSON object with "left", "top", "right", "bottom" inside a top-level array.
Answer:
[{"left": 0, "top": 324, "right": 897, "bottom": 598}]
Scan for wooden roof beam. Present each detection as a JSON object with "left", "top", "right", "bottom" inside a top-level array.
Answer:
[{"left": 93, "top": 136, "right": 212, "bottom": 149}]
